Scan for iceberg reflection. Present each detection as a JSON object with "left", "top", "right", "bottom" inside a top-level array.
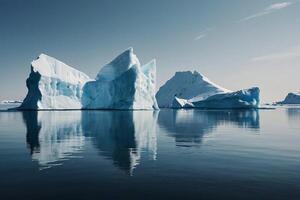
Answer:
[
  {"left": 82, "top": 111, "right": 157, "bottom": 175},
  {"left": 23, "top": 111, "right": 85, "bottom": 170},
  {"left": 158, "top": 109, "right": 260, "bottom": 147},
  {"left": 286, "top": 108, "right": 300, "bottom": 121},
  {"left": 23, "top": 110, "right": 158, "bottom": 173}
]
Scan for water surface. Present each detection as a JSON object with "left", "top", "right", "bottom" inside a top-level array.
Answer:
[{"left": 0, "top": 106, "right": 300, "bottom": 199}]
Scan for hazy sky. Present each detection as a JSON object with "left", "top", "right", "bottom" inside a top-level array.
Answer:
[{"left": 0, "top": 0, "right": 299, "bottom": 103}]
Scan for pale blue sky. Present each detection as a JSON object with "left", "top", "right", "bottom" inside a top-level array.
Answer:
[{"left": 0, "top": 0, "right": 299, "bottom": 102}]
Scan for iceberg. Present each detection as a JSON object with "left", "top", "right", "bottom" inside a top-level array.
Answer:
[
  {"left": 156, "top": 71, "right": 260, "bottom": 109},
  {"left": 82, "top": 48, "right": 158, "bottom": 110},
  {"left": 156, "top": 71, "right": 230, "bottom": 108},
  {"left": 18, "top": 48, "right": 158, "bottom": 110},
  {"left": 278, "top": 92, "right": 300, "bottom": 104},
  {"left": 18, "top": 54, "right": 92, "bottom": 110}
]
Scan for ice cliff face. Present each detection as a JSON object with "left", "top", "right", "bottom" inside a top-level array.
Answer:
[
  {"left": 278, "top": 92, "right": 300, "bottom": 104},
  {"left": 19, "top": 54, "right": 92, "bottom": 110},
  {"left": 82, "top": 48, "right": 158, "bottom": 110},
  {"left": 156, "top": 71, "right": 260, "bottom": 109}
]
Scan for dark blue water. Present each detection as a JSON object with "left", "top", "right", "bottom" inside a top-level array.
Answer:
[{"left": 0, "top": 107, "right": 300, "bottom": 200}]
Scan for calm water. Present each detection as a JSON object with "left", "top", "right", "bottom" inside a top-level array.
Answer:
[{"left": 0, "top": 106, "right": 300, "bottom": 200}]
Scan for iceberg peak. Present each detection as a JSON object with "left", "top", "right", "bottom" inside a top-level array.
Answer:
[
  {"left": 142, "top": 59, "right": 156, "bottom": 77},
  {"left": 96, "top": 47, "right": 140, "bottom": 81},
  {"left": 37, "top": 53, "right": 49, "bottom": 58}
]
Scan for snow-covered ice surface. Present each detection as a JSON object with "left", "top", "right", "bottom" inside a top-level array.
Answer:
[
  {"left": 278, "top": 92, "right": 300, "bottom": 104},
  {"left": 156, "top": 71, "right": 260, "bottom": 109},
  {"left": 82, "top": 48, "right": 158, "bottom": 110},
  {"left": 18, "top": 54, "right": 92, "bottom": 110}
]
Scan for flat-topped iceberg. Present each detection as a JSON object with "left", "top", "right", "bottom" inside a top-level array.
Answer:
[
  {"left": 278, "top": 92, "right": 300, "bottom": 104},
  {"left": 156, "top": 71, "right": 260, "bottom": 109},
  {"left": 82, "top": 48, "right": 158, "bottom": 110},
  {"left": 19, "top": 54, "right": 92, "bottom": 110}
]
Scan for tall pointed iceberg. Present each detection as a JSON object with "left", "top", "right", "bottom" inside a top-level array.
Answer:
[
  {"left": 19, "top": 54, "right": 92, "bottom": 110},
  {"left": 82, "top": 48, "right": 158, "bottom": 110}
]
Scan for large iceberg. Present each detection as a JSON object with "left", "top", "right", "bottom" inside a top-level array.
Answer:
[
  {"left": 82, "top": 48, "right": 158, "bottom": 110},
  {"left": 18, "top": 54, "right": 92, "bottom": 110},
  {"left": 18, "top": 48, "right": 158, "bottom": 110},
  {"left": 278, "top": 92, "right": 300, "bottom": 104},
  {"left": 156, "top": 71, "right": 260, "bottom": 109}
]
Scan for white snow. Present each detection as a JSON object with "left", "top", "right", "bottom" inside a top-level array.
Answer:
[
  {"left": 82, "top": 48, "right": 158, "bottom": 110},
  {"left": 31, "top": 54, "right": 90, "bottom": 85},
  {"left": 279, "top": 92, "right": 300, "bottom": 104},
  {"left": 156, "top": 71, "right": 260, "bottom": 109}
]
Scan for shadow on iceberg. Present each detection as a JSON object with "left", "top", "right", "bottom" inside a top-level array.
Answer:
[
  {"left": 18, "top": 69, "right": 42, "bottom": 110},
  {"left": 158, "top": 109, "right": 260, "bottom": 147},
  {"left": 82, "top": 110, "right": 158, "bottom": 175}
]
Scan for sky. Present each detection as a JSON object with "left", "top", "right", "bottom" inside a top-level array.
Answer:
[{"left": 0, "top": 0, "right": 299, "bottom": 103}]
